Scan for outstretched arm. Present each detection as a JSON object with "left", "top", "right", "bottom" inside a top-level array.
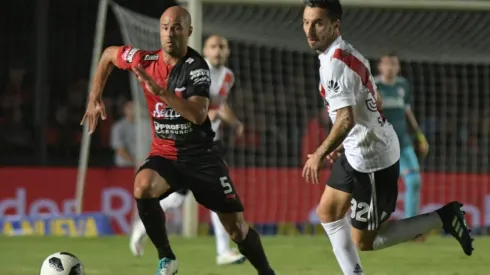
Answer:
[
  {"left": 88, "top": 46, "right": 120, "bottom": 100},
  {"left": 81, "top": 46, "right": 121, "bottom": 133}
]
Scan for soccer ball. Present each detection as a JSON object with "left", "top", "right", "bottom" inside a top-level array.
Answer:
[{"left": 39, "top": 252, "right": 84, "bottom": 275}]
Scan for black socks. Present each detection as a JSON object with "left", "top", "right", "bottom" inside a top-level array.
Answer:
[
  {"left": 136, "top": 198, "right": 176, "bottom": 260},
  {"left": 234, "top": 227, "right": 274, "bottom": 275}
]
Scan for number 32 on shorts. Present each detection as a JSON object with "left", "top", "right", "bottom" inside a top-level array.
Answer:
[
  {"left": 351, "top": 198, "right": 369, "bottom": 222},
  {"left": 220, "top": 176, "right": 233, "bottom": 194}
]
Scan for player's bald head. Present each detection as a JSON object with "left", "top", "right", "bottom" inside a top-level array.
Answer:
[
  {"left": 159, "top": 6, "right": 193, "bottom": 56},
  {"left": 160, "top": 6, "right": 191, "bottom": 27}
]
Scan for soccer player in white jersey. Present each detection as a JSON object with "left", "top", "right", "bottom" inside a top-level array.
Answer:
[
  {"left": 129, "top": 34, "right": 246, "bottom": 266},
  {"left": 301, "top": 1, "right": 473, "bottom": 274}
]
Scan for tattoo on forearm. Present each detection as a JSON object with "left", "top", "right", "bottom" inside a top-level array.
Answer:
[{"left": 316, "top": 108, "right": 353, "bottom": 159}]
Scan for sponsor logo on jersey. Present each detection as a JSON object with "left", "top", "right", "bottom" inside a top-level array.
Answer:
[
  {"left": 326, "top": 79, "right": 342, "bottom": 100},
  {"left": 185, "top": 57, "right": 195, "bottom": 64},
  {"left": 152, "top": 102, "right": 181, "bottom": 119},
  {"left": 153, "top": 121, "right": 193, "bottom": 136},
  {"left": 190, "top": 68, "right": 211, "bottom": 86},
  {"left": 143, "top": 54, "right": 159, "bottom": 61},
  {"left": 365, "top": 98, "right": 378, "bottom": 112},
  {"left": 124, "top": 48, "right": 139, "bottom": 63},
  {"left": 327, "top": 80, "right": 340, "bottom": 93},
  {"left": 397, "top": 87, "right": 405, "bottom": 97}
]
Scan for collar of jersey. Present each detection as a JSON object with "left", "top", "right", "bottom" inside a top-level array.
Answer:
[
  {"left": 318, "top": 36, "right": 343, "bottom": 59},
  {"left": 204, "top": 58, "right": 223, "bottom": 72}
]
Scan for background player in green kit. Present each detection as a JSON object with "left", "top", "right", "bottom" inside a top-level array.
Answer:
[{"left": 375, "top": 53, "right": 429, "bottom": 223}]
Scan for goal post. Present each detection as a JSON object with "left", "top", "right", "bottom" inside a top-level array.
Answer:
[{"left": 75, "top": 0, "right": 110, "bottom": 215}]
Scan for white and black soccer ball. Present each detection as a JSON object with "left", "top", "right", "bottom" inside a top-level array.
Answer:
[{"left": 39, "top": 252, "right": 84, "bottom": 275}]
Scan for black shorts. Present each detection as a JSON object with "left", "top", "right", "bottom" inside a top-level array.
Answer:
[
  {"left": 327, "top": 154, "right": 400, "bottom": 230},
  {"left": 137, "top": 155, "right": 244, "bottom": 213}
]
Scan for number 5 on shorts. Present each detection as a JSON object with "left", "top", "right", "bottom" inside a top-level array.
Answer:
[{"left": 220, "top": 176, "right": 233, "bottom": 194}]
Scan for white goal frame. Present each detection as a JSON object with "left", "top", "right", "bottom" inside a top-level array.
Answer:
[{"left": 76, "top": 0, "right": 490, "bottom": 237}]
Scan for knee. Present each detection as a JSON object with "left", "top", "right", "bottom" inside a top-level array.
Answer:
[
  {"left": 316, "top": 204, "right": 345, "bottom": 223},
  {"left": 351, "top": 230, "right": 376, "bottom": 251},
  {"left": 134, "top": 172, "right": 156, "bottom": 199},
  {"left": 220, "top": 214, "right": 249, "bottom": 242},
  {"left": 352, "top": 239, "right": 374, "bottom": 251}
]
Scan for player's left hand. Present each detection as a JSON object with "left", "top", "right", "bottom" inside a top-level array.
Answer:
[
  {"left": 235, "top": 122, "right": 244, "bottom": 138},
  {"left": 302, "top": 153, "right": 324, "bottom": 184},
  {"left": 133, "top": 64, "right": 165, "bottom": 96},
  {"left": 416, "top": 132, "right": 429, "bottom": 158},
  {"left": 326, "top": 146, "right": 343, "bottom": 164}
]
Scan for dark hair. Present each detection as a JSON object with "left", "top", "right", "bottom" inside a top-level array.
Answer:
[
  {"left": 379, "top": 52, "right": 399, "bottom": 63},
  {"left": 304, "top": 0, "right": 343, "bottom": 21},
  {"left": 381, "top": 51, "right": 398, "bottom": 58}
]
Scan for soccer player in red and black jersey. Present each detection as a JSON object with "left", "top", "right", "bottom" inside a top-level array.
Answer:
[{"left": 80, "top": 6, "right": 275, "bottom": 275}]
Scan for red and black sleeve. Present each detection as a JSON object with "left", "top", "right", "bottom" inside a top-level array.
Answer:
[{"left": 116, "top": 46, "right": 146, "bottom": 70}]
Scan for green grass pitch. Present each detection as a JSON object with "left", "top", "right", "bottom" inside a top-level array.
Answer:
[{"left": 1, "top": 235, "right": 488, "bottom": 274}]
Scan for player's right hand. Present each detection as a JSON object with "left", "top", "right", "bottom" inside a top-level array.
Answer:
[
  {"left": 302, "top": 153, "right": 323, "bottom": 184},
  {"left": 80, "top": 97, "right": 106, "bottom": 134},
  {"left": 416, "top": 134, "right": 429, "bottom": 158}
]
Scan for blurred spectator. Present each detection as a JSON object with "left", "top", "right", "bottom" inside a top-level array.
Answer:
[
  {"left": 110, "top": 100, "right": 136, "bottom": 167},
  {"left": 98, "top": 97, "right": 116, "bottom": 148},
  {"left": 301, "top": 109, "right": 329, "bottom": 165},
  {"left": 48, "top": 80, "right": 88, "bottom": 147},
  {"left": 0, "top": 61, "right": 32, "bottom": 147}
]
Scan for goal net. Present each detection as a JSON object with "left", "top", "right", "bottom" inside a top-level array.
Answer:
[{"left": 111, "top": 2, "right": 490, "bottom": 233}]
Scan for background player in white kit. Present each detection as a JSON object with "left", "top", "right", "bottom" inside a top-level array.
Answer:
[
  {"left": 301, "top": 1, "right": 473, "bottom": 274},
  {"left": 130, "top": 34, "right": 246, "bottom": 266}
]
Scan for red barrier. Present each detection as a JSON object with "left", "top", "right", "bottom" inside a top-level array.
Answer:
[{"left": 1, "top": 168, "right": 489, "bottom": 234}]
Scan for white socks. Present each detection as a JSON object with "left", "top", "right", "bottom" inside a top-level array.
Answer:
[
  {"left": 210, "top": 211, "right": 232, "bottom": 256},
  {"left": 320, "top": 212, "right": 443, "bottom": 274},
  {"left": 159, "top": 192, "right": 187, "bottom": 211},
  {"left": 322, "top": 216, "right": 364, "bottom": 275},
  {"left": 373, "top": 212, "right": 442, "bottom": 250},
  {"left": 130, "top": 218, "right": 146, "bottom": 244}
]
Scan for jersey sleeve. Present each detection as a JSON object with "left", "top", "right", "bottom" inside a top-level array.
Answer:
[
  {"left": 116, "top": 46, "right": 145, "bottom": 70},
  {"left": 402, "top": 78, "right": 412, "bottom": 109},
  {"left": 186, "top": 58, "right": 211, "bottom": 98},
  {"left": 323, "top": 59, "right": 357, "bottom": 112}
]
